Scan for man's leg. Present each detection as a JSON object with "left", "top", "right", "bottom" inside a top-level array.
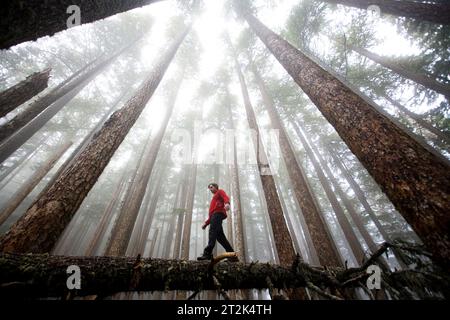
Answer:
[
  {"left": 216, "top": 216, "right": 234, "bottom": 252},
  {"left": 200, "top": 213, "right": 221, "bottom": 258}
]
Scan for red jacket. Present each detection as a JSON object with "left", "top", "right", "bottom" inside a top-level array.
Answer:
[{"left": 204, "top": 189, "right": 230, "bottom": 226}]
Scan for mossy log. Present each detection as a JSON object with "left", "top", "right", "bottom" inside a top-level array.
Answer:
[{"left": 0, "top": 244, "right": 448, "bottom": 299}]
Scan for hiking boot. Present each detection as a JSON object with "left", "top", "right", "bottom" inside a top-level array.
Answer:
[{"left": 197, "top": 253, "right": 213, "bottom": 261}]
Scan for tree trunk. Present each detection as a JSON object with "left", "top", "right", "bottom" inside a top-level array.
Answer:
[
  {"left": 321, "top": 0, "right": 450, "bottom": 25},
  {"left": 1, "top": 247, "right": 432, "bottom": 299},
  {"left": 229, "top": 49, "right": 297, "bottom": 269},
  {"left": 127, "top": 170, "right": 160, "bottom": 256},
  {"left": 0, "top": 136, "right": 48, "bottom": 191},
  {"left": 250, "top": 62, "right": 342, "bottom": 267},
  {"left": 226, "top": 165, "right": 234, "bottom": 250},
  {"left": 243, "top": 12, "right": 450, "bottom": 269},
  {"left": 84, "top": 169, "right": 129, "bottom": 256},
  {"left": 0, "top": 252, "right": 342, "bottom": 297},
  {"left": 163, "top": 213, "right": 177, "bottom": 258},
  {"left": 0, "top": 41, "right": 136, "bottom": 162},
  {"left": 349, "top": 44, "right": 450, "bottom": 98},
  {"left": 135, "top": 165, "right": 167, "bottom": 256},
  {"left": 382, "top": 93, "right": 450, "bottom": 144},
  {"left": 37, "top": 92, "right": 126, "bottom": 200},
  {"left": 0, "top": 141, "right": 72, "bottom": 226},
  {"left": 326, "top": 144, "right": 409, "bottom": 268},
  {"left": 106, "top": 74, "right": 183, "bottom": 257},
  {"left": 0, "top": 68, "right": 51, "bottom": 118},
  {"left": 148, "top": 228, "right": 159, "bottom": 257},
  {"left": 0, "top": 0, "right": 164, "bottom": 49},
  {"left": 293, "top": 122, "right": 366, "bottom": 264},
  {"left": 0, "top": 26, "right": 190, "bottom": 254},
  {"left": 180, "top": 163, "right": 198, "bottom": 260},
  {"left": 172, "top": 166, "right": 190, "bottom": 259},
  {"left": 0, "top": 55, "right": 98, "bottom": 146}
]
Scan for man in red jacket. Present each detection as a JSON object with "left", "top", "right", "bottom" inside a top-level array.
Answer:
[{"left": 197, "top": 183, "right": 237, "bottom": 261}]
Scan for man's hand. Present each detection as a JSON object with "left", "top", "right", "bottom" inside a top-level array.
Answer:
[
  {"left": 225, "top": 203, "right": 231, "bottom": 211},
  {"left": 202, "top": 223, "right": 207, "bottom": 230}
]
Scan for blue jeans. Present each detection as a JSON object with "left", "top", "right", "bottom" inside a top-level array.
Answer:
[{"left": 203, "top": 212, "right": 234, "bottom": 255}]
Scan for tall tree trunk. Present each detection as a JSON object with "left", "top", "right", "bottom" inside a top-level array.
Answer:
[
  {"left": 310, "top": 140, "right": 393, "bottom": 272},
  {"left": 293, "top": 122, "right": 366, "bottom": 264},
  {"left": 0, "top": 55, "right": 98, "bottom": 146},
  {"left": 226, "top": 90, "right": 246, "bottom": 264},
  {"left": 250, "top": 62, "right": 342, "bottom": 267},
  {"left": 243, "top": 12, "right": 450, "bottom": 268},
  {"left": 0, "top": 0, "right": 164, "bottom": 49},
  {"left": 0, "top": 68, "right": 51, "bottom": 118},
  {"left": 230, "top": 48, "right": 296, "bottom": 267},
  {"left": 348, "top": 44, "right": 450, "bottom": 98},
  {"left": 148, "top": 228, "right": 159, "bottom": 257},
  {"left": 172, "top": 166, "right": 190, "bottom": 259},
  {"left": 38, "top": 93, "right": 126, "bottom": 202},
  {"left": 0, "top": 26, "right": 190, "bottom": 254},
  {"left": 321, "top": 0, "right": 450, "bottom": 25},
  {"left": 0, "top": 141, "right": 72, "bottom": 226},
  {"left": 0, "top": 136, "right": 48, "bottom": 191},
  {"left": 0, "top": 41, "right": 136, "bottom": 161},
  {"left": 127, "top": 168, "right": 161, "bottom": 256},
  {"left": 326, "top": 144, "right": 409, "bottom": 268},
  {"left": 132, "top": 148, "right": 171, "bottom": 258},
  {"left": 136, "top": 181, "right": 163, "bottom": 256},
  {"left": 85, "top": 173, "right": 128, "bottom": 256},
  {"left": 180, "top": 162, "right": 198, "bottom": 260},
  {"left": 105, "top": 73, "right": 183, "bottom": 257},
  {"left": 382, "top": 93, "right": 450, "bottom": 143},
  {"left": 225, "top": 165, "right": 234, "bottom": 250}
]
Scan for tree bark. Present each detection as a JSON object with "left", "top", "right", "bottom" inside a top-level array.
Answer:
[
  {"left": 0, "top": 141, "right": 72, "bottom": 226},
  {"left": 0, "top": 0, "right": 164, "bottom": 49},
  {"left": 0, "top": 68, "right": 51, "bottom": 118},
  {"left": 250, "top": 62, "right": 342, "bottom": 267},
  {"left": 0, "top": 26, "right": 190, "bottom": 254},
  {"left": 348, "top": 44, "right": 450, "bottom": 98},
  {"left": 106, "top": 74, "right": 183, "bottom": 257},
  {"left": 0, "top": 252, "right": 337, "bottom": 297},
  {"left": 1, "top": 245, "right": 437, "bottom": 299},
  {"left": 243, "top": 12, "right": 450, "bottom": 269},
  {"left": 321, "top": 0, "right": 450, "bottom": 25}
]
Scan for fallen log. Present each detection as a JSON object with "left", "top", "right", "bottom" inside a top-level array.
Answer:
[
  {"left": 0, "top": 253, "right": 353, "bottom": 298},
  {"left": 0, "top": 243, "right": 448, "bottom": 299}
]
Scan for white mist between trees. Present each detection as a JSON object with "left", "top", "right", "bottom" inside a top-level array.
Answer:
[{"left": 171, "top": 120, "right": 281, "bottom": 173}]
